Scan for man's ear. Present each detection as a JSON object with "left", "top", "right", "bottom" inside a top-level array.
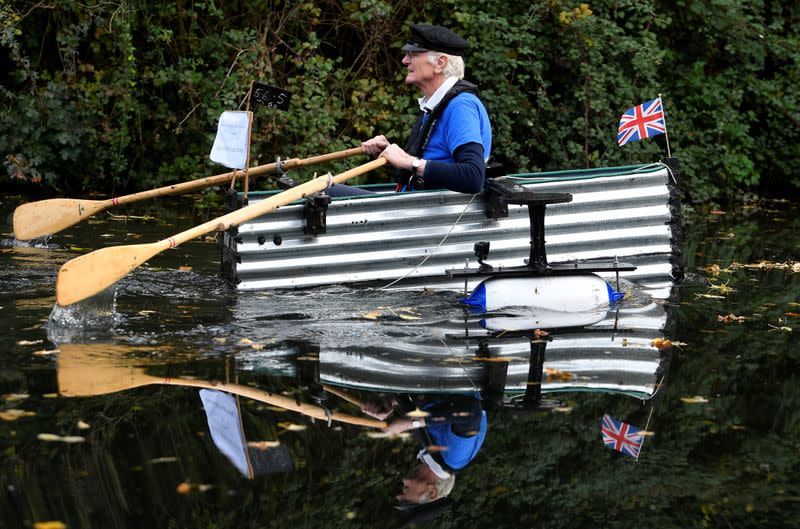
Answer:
[
  {"left": 427, "top": 483, "right": 438, "bottom": 500},
  {"left": 436, "top": 55, "right": 448, "bottom": 73}
]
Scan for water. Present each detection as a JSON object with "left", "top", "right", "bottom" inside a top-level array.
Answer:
[{"left": 1, "top": 195, "right": 799, "bottom": 528}]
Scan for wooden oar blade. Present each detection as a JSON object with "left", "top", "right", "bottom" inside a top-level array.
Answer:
[
  {"left": 13, "top": 198, "right": 109, "bottom": 240},
  {"left": 57, "top": 343, "right": 159, "bottom": 396},
  {"left": 56, "top": 241, "right": 163, "bottom": 306}
]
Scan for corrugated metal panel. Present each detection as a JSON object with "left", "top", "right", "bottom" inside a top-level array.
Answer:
[
  {"left": 223, "top": 163, "right": 681, "bottom": 297},
  {"left": 240, "top": 300, "right": 671, "bottom": 399}
]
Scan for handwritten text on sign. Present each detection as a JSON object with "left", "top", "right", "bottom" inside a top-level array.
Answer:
[{"left": 251, "top": 82, "right": 292, "bottom": 111}]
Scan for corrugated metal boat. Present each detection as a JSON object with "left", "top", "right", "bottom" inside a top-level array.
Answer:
[{"left": 222, "top": 160, "right": 683, "bottom": 298}]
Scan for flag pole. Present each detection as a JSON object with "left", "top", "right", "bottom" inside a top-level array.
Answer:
[
  {"left": 658, "top": 93, "right": 672, "bottom": 158},
  {"left": 242, "top": 81, "right": 255, "bottom": 202}
]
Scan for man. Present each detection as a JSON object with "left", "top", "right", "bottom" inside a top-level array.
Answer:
[
  {"left": 361, "top": 392, "right": 488, "bottom": 505},
  {"left": 328, "top": 23, "right": 492, "bottom": 196}
]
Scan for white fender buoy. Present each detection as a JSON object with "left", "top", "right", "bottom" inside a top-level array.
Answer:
[{"left": 463, "top": 274, "right": 624, "bottom": 312}]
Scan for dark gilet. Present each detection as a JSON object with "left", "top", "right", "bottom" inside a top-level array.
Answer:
[{"left": 397, "top": 80, "right": 479, "bottom": 187}]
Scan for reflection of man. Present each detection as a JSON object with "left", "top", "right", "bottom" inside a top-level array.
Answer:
[{"left": 362, "top": 393, "right": 488, "bottom": 505}]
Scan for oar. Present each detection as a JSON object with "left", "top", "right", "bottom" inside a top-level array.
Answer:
[
  {"left": 12, "top": 146, "right": 365, "bottom": 240},
  {"left": 56, "top": 344, "right": 386, "bottom": 429},
  {"left": 55, "top": 157, "right": 387, "bottom": 306},
  {"left": 322, "top": 384, "right": 365, "bottom": 407}
]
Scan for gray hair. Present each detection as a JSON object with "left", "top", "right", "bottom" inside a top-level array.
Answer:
[
  {"left": 418, "top": 473, "right": 456, "bottom": 504},
  {"left": 428, "top": 51, "right": 465, "bottom": 79}
]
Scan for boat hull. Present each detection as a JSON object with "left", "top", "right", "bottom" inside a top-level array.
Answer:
[{"left": 222, "top": 162, "right": 682, "bottom": 298}]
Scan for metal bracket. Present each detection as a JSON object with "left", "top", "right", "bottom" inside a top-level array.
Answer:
[{"left": 303, "top": 195, "right": 331, "bottom": 236}]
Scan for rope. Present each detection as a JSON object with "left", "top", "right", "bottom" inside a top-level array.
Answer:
[{"left": 376, "top": 193, "right": 478, "bottom": 290}]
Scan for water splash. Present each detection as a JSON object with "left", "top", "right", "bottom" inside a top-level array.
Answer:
[
  {"left": 44, "top": 287, "right": 120, "bottom": 343},
  {"left": 1, "top": 235, "right": 57, "bottom": 249}
]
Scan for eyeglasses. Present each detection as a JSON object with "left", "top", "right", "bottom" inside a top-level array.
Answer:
[{"left": 403, "top": 51, "right": 427, "bottom": 59}]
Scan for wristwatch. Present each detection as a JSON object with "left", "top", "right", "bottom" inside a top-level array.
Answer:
[{"left": 411, "top": 157, "right": 423, "bottom": 174}]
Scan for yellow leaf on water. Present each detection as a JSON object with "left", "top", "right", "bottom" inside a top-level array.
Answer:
[
  {"left": 0, "top": 409, "right": 36, "bottom": 421},
  {"left": 247, "top": 440, "right": 281, "bottom": 450},
  {"left": 553, "top": 406, "right": 573, "bottom": 413},
  {"left": 238, "top": 338, "right": 254, "bottom": 345},
  {"left": 37, "top": 433, "right": 63, "bottom": 442},
  {"left": 17, "top": 340, "right": 43, "bottom": 345},
  {"left": 718, "top": 313, "right": 746, "bottom": 323},
  {"left": 681, "top": 396, "right": 709, "bottom": 404},
  {"left": 650, "top": 338, "right": 673, "bottom": 350},
  {"left": 178, "top": 266, "right": 192, "bottom": 271},
  {"left": 278, "top": 422, "right": 307, "bottom": 432},
  {"left": 77, "top": 420, "right": 90, "bottom": 430},
  {"left": 33, "top": 522, "right": 67, "bottom": 529},
  {"left": 3, "top": 393, "right": 29, "bottom": 402},
  {"left": 32, "top": 349, "right": 59, "bottom": 356}
]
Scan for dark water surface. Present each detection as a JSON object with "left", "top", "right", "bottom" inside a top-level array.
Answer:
[{"left": 1, "top": 195, "right": 799, "bottom": 529}]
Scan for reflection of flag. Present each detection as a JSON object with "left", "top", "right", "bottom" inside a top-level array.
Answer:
[
  {"left": 601, "top": 414, "right": 644, "bottom": 458},
  {"left": 617, "top": 98, "right": 666, "bottom": 146}
]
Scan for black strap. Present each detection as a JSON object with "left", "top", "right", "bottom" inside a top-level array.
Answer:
[{"left": 397, "top": 80, "right": 480, "bottom": 188}]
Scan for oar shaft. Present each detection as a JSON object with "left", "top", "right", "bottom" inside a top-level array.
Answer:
[
  {"left": 164, "top": 157, "right": 387, "bottom": 249},
  {"left": 113, "top": 146, "right": 365, "bottom": 207},
  {"left": 162, "top": 377, "right": 386, "bottom": 428}
]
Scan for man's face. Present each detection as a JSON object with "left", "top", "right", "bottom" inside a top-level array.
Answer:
[
  {"left": 396, "top": 464, "right": 435, "bottom": 504},
  {"left": 402, "top": 51, "right": 436, "bottom": 88}
]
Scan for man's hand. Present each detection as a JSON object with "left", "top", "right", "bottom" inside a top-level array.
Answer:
[
  {"left": 383, "top": 417, "right": 425, "bottom": 435},
  {"left": 360, "top": 396, "right": 397, "bottom": 420},
  {"left": 380, "top": 143, "right": 417, "bottom": 172},
  {"left": 361, "top": 135, "right": 390, "bottom": 157}
]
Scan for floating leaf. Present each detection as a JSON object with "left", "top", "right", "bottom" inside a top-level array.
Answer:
[
  {"left": 33, "top": 522, "right": 67, "bottom": 529},
  {"left": 3, "top": 393, "right": 29, "bottom": 402},
  {"left": 76, "top": 420, "right": 90, "bottom": 430},
  {"left": 718, "top": 314, "right": 746, "bottom": 323},
  {"left": 148, "top": 456, "right": 178, "bottom": 464},
  {"left": 278, "top": 422, "right": 307, "bottom": 432},
  {"left": 553, "top": 406, "right": 573, "bottom": 413},
  {"left": 17, "top": 339, "right": 43, "bottom": 345},
  {"left": 178, "top": 266, "right": 192, "bottom": 271},
  {"left": 405, "top": 408, "right": 430, "bottom": 418},
  {"left": 247, "top": 440, "right": 281, "bottom": 450},
  {"left": 0, "top": 409, "right": 36, "bottom": 421},
  {"left": 650, "top": 338, "right": 672, "bottom": 350},
  {"left": 238, "top": 338, "right": 254, "bottom": 345},
  {"left": 32, "top": 349, "right": 59, "bottom": 356},
  {"left": 681, "top": 396, "right": 709, "bottom": 404},
  {"left": 545, "top": 368, "right": 574, "bottom": 382}
]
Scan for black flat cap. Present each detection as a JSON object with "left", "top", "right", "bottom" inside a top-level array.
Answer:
[{"left": 402, "top": 24, "right": 468, "bottom": 56}]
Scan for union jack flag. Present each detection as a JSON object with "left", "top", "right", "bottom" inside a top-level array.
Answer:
[
  {"left": 617, "top": 98, "right": 666, "bottom": 146},
  {"left": 600, "top": 414, "right": 644, "bottom": 459}
]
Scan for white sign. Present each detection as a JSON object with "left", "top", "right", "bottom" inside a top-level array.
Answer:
[
  {"left": 210, "top": 110, "right": 251, "bottom": 169},
  {"left": 199, "top": 389, "right": 250, "bottom": 477}
]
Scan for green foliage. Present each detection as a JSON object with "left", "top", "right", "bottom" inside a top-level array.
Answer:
[{"left": 1, "top": 0, "right": 798, "bottom": 202}]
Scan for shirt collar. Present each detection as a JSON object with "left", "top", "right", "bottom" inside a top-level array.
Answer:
[
  {"left": 418, "top": 76, "right": 460, "bottom": 113},
  {"left": 417, "top": 447, "right": 452, "bottom": 479}
]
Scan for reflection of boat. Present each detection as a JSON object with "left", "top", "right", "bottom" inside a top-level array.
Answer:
[
  {"left": 222, "top": 162, "right": 682, "bottom": 298},
  {"left": 240, "top": 297, "right": 675, "bottom": 403}
]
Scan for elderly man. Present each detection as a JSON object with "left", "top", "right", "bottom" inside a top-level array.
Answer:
[
  {"left": 361, "top": 392, "right": 488, "bottom": 506},
  {"left": 329, "top": 23, "right": 492, "bottom": 197}
]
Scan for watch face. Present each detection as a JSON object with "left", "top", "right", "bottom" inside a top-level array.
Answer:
[{"left": 412, "top": 158, "right": 422, "bottom": 169}]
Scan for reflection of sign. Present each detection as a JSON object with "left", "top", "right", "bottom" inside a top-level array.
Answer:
[
  {"left": 210, "top": 111, "right": 251, "bottom": 170},
  {"left": 199, "top": 389, "right": 251, "bottom": 477},
  {"left": 251, "top": 82, "right": 292, "bottom": 111}
]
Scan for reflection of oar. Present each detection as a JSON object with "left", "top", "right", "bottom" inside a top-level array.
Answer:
[
  {"left": 322, "top": 384, "right": 364, "bottom": 407},
  {"left": 55, "top": 157, "right": 387, "bottom": 306},
  {"left": 56, "top": 344, "right": 386, "bottom": 429},
  {"left": 13, "top": 147, "right": 365, "bottom": 240}
]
